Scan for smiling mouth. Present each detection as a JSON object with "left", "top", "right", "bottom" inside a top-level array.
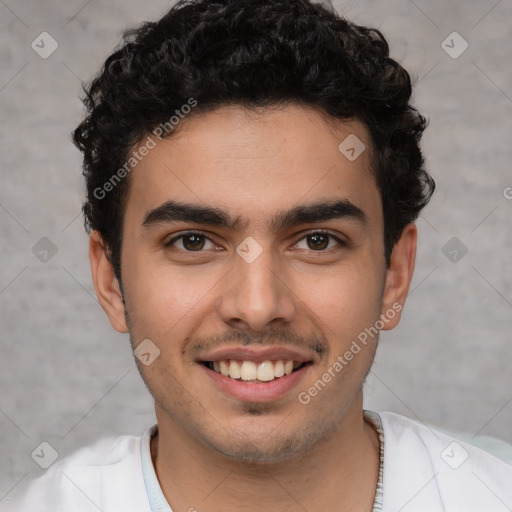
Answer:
[{"left": 203, "top": 359, "right": 310, "bottom": 383}]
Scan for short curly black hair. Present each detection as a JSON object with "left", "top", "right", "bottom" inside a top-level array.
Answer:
[{"left": 73, "top": 0, "right": 435, "bottom": 282}]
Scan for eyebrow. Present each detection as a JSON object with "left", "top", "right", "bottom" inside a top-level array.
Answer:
[{"left": 142, "top": 199, "right": 368, "bottom": 232}]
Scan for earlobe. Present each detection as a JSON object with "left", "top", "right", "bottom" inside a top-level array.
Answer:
[
  {"left": 380, "top": 223, "right": 417, "bottom": 330},
  {"left": 89, "top": 231, "right": 129, "bottom": 333}
]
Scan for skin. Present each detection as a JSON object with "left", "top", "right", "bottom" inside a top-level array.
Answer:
[{"left": 90, "top": 104, "right": 417, "bottom": 512}]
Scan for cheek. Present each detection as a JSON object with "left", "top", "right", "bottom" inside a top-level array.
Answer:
[
  {"left": 123, "top": 258, "right": 222, "bottom": 339},
  {"left": 296, "top": 260, "right": 383, "bottom": 331}
]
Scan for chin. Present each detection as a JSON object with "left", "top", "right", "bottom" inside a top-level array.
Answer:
[
  {"left": 202, "top": 420, "right": 330, "bottom": 465},
  {"left": 214, "top": 437, "right": 305, "bottom": 464}
]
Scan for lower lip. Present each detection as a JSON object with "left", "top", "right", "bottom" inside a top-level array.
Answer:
[{"left": 201, "top": 364, "right": 311, "bottom": 402}]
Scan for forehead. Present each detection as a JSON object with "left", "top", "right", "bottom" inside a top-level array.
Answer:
[{"left": 124, "top": 104, "right": 382, "bottom": 231}]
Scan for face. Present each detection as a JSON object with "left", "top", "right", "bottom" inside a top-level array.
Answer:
[{"left": 91, "top": 104, "right": 415, "bottom": 463}]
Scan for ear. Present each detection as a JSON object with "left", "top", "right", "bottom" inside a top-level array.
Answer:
[
  {"left": 89, "top": 231, "right": 128, "bottom": 333},
  {"left": 380, "top": 223, "right": 417, "bottom": 330}
]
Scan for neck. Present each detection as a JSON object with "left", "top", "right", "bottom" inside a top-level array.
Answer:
[{"left": 151, "top": 395, "right": 380, "bottom": 512}]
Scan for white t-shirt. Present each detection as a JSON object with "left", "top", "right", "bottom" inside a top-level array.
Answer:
[{"left": 3, "top": 410, "right": 512, "bottom": 512}]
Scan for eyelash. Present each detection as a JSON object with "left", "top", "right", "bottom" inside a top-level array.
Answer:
[{"left": 164, "top": 229, "right": 347, "bottom": 252}]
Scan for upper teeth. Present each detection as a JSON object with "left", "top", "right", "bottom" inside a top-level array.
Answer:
[{"left": 212, "top": 360, "right": 296, "bottom": 381}]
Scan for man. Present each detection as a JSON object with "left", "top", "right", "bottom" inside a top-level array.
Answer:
[{"left": 6, "top": 0, "right": 512, "bottom": 511}]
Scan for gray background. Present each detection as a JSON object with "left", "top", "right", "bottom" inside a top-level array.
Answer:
[{"left": 1, "top": 0, "right": 511, "bottom": 501}]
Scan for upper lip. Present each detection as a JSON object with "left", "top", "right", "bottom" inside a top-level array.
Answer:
[{"left": 197, "top": 346, "right": 315, "bottom": 364}]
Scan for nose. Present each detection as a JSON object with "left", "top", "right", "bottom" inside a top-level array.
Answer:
[{"left": 216, "top": 243, "right": 297, "bottom": 333}]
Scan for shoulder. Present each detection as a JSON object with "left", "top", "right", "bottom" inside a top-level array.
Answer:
[
  {"left": 3, "top": 431, "right": 152, "bottom": 512},
  {"left": 376, "top": 411, "right": 512, "bottom": 512}
]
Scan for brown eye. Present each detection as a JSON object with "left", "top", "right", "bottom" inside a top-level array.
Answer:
[
  {"left": 307, "top": 233, "right": 329, "bottom": 250},
  {"left": 294, "top": 231, "right": 346, "bottom": 252},
  {"left": 181, "top": 234, "right": 206, "bottom": 251},
  {"left": 165, "top": 231, "right": 216, "bottom": 251}
]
